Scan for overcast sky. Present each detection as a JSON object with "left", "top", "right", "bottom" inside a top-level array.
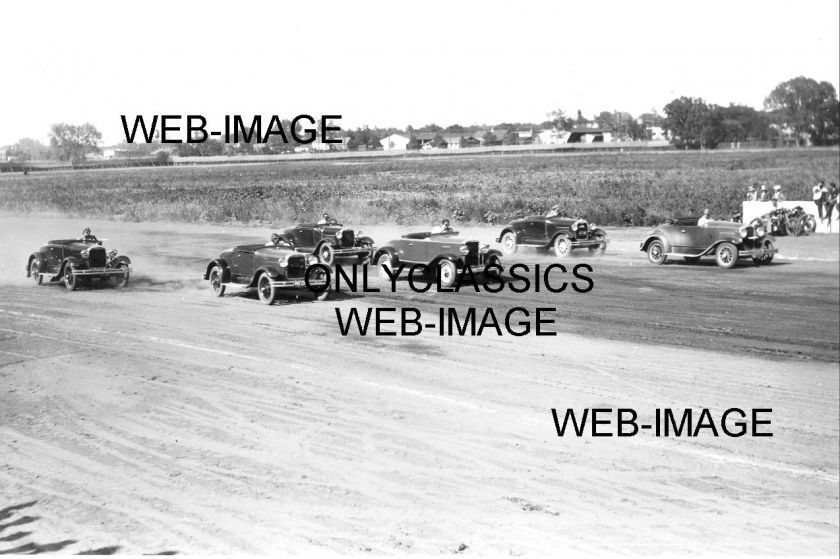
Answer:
[{"left": 1, "top": 0, "right": 838, "bottom": 147}]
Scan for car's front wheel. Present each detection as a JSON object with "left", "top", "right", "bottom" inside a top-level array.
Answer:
[
  {"left": 30, "top": 260, "right": 43, "bottom": 285},
  {"left": 553, "top": 236, "right": 572, "bottom": 259},
  {"left": 646, "top": 240, "right": 667, "bottom": 265},
  {"left": 257, "top": 274, "right": 276, "bottom": 305},
  {"left": 318, "top": 243, "right": 335, "bottom": 266},
  {"left": 500, "top": 232, "right": 517, "bottom": 255},
  {"left": 209, "top": 266, "right": 225, "bottom": 297},
  {"left": 438, "top": 259, "right": 458, "bottom": 289},
  {"left": 484, "top": 254, "right": 502, "bottom": 280},
  {"left": 787, "top": 217, "right": 803, "bottom": 237},
  {"left": 112, "top": 264, "right": 129, "bottom": 288},
  {"left": 63, "top": 264, "right": 78, "bottom": 291},
  {"left": 588, "top": 235, "right": 607, "bottom": 256},
  {"left": 753, "top": 239, "right": 775, "bottom": 265},
  {"left": 715, "top": 242, "right": 739, "bottom": 269}
]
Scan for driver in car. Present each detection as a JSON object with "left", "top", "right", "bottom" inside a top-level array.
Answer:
[
  {"left": 698, "top": 209, "right": 712, "bottom": 227},
  {"left": 318, "top": 213, "right": 331, "bottom": 225},
  {"left": 79, "top": 227, "right": 98, "bottom": 242},
  {"left": 431, "top": 219, "right": 453, "bottom": 234},
  {"left": 545, "top": 205, "right": 562, "bottom": 218}
]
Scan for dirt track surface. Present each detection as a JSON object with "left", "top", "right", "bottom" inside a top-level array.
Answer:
[{"left": 1, "top": 216, "right": 838, "bottom": 554}]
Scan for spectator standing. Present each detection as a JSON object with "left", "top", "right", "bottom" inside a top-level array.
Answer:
[
  {"left": 758, "top": 185, "right": 769, "bottom": 201},
  {"left": 746, "top": 185, "right": 756, "bottom": 201},
  {"left": 813, "top": 180, "right": 826, "bottom": 219},
  {"left": 826, "top": 182, "right": 838, "bottom": 229},
  {"left": 771, "top": 185, "right": 785, "bottom": 207}
]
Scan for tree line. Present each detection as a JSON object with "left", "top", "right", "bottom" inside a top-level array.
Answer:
[{"left": 3, "top": 75, "right": 837, "bottom": 164}]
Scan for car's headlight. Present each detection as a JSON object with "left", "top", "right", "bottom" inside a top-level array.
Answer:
[
  {"left": 278, "top": 256, "right": 288, "bottom": 267},
  {"left": 307, "top": 254, "right": 319, "bottom": 266},
  {"left": 108, "top": 249, "right": 118, "bottom": 258},
  {"left": 739, "top": 226, "right": 749, "bottom": 238},
  {"left": 755, "top": 225, "right": 766, "bottom": 237},
  {"left": 81, "top": 249, "right": 89, "bottom": 258},
  {"left": 589, "top": 223, "right": 596, "bottom": 230},
  {"left": 480, "top": 243, "right": 490, "bottom": 253},
  {"left": 459, "top": 245, "right": 470, "bottom": 255}
]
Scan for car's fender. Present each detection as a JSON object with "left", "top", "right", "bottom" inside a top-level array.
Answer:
[
  {"left": 432, "top": 253, "right": 462, "bottom": 266},
  {"left": 373, "top": 246, "right": 399, "bottom": 265},
  {"left": 204, "top": 259, "right": 230, "bottom": 282},
  {"left": 640, "top": 235, "right": 671, "bottom": 253},
  {"left": 112, "top": 255, "right": 131, "bottom": 267},
  {"left": 249, "top": 265, "right": 285, "bottom": 287},
  {"left": 495, "top": 226, "right": 520, "bottom": 243},
  {"left": 484, "top": 248, "right": 503, "bottom": 261},
  {"left": 591, "top": 227, "right": 608, "bottom": 238},
  {"left": 26, "top": 252, "right": 44, "bottom": 276},
  {"left": 60, "top": 256, "right": 83, "bottom": 277},
  {"left": 357, "top": 236, "right": 375, "bottom": 247}
]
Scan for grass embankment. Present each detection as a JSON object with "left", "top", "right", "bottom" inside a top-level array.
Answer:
[{"left": 0, "top": 149, "right": 837, "bottom": 226}]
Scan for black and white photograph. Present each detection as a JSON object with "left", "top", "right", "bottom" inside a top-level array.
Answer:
[{"left": 1, "top": 0, "right": 838, "bottom": 555}]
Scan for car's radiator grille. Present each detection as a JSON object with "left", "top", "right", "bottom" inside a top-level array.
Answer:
[
  {"left": 340, "top": 230, "right": 355, "bottom": 248},
  {"left": 465, "top": 241, "right": 479, "bottom": 266},
  {"left": 88, "top": 247, "right": 107, "bottom": 267},
  {"left": 286, "top": 255, "right": 306, "bottom": 278},
  {"left": 575, "top": 223, "right": 589, "bottom": 239}
]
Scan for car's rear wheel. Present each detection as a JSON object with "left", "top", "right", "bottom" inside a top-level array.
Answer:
[
  {"left": 209, "top": 266, "right": 225, "bottom": 297},
  {"left": 715, "top": 242, "right": 738, "bottom": 269},
  {"left": 377, "top": 253, "right": 395, "bottom": 281},
  {"left": 646, "top": 240, "right": 667, "bottom": 265},
  {"left": 500, "top": 232, "right": 517, "bottom": 255},
  {"left": 787, "top": 217, "right": 803, "bottom": 237},
  {"left": 257, "top": 274, "right": 276, "bottom": 305},
  {"left": 553, "top": 236, "right": 572, "bottom": 259},
  {"left": 438, "top": 259, "right": 458, "bottom": 289},
  {"left": 803, "top": 215, "right": 817, "bottom": 234},
  {"left": 588, "top": 235, "right": 607, "bottom": 256},
  {"left": 63, "top": 264, "right": 78, "bottom": 291},
  {"left": 30, "top": 260, "right": 43, "bottom": 285},
  {"left": 318, "top": 243, "right": 335, "bottom": 266},
  {"left": 753, "top": 239, "right": 775, "bottom": 265},
  {"left": 112, "top": 264, "right": 129, "bottom": 288}
]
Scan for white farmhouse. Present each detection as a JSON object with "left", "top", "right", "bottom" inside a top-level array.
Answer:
[{"left": 379, "top": 133, "right": 410, "bottom": 151}]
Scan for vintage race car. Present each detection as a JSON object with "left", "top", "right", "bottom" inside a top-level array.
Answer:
[
  {"left": 276, "top": 219, "right": 375, "bottom": 266},
  {"left": 755, "top": 207, "right": 817, "bottom": 237},
  {"left": 373, "top": 230, "right": 503, "bottom": 288},
  {"left": 204, "top": 233, "right": 328, "bottom": 304},
  {"left": 496, "top": 214, "right": 607, "bottom": 258},
  {"left": 640, "top": 217, "right": 777, "bottom": 269},
  {"left": 26, "top": 233, "right": 131, "bottom": 290}
]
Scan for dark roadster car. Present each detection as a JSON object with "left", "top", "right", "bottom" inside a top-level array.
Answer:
[
  {"left": 640, "top": 217, "right": 777, "bottom": 269},
  {"left": 26, "top": 232, "right": 131, "bottom": 290},
  {"left": 496, "top": 214, "right": 607, "bottom": 258},
  {"left": 276, "top": 219, "right": 375, "bottom": 266},
  {"left": 204, "top": 233, "right": 328, "bottom": 304},
  {"left": 373, "top": 230, "right": 503, "bottom": 288}
]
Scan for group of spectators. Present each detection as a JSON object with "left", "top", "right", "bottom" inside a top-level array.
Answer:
[
  {"left": 745, "top": 181, "right": 839, "bottom": 224},
  {"left": 745, "top": 183, "right": 786, "bottom": 207}
]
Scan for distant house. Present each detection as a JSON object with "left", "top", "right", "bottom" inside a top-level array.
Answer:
[
  {"left": 567, "top": 127, "right": 610, "bottom": 143},
  {"left": 517, "top": 129, "right": 534, "bottom": 144},
  {"left": 380, "top": 133, "right": 410, "bottom": 150},
  {"left": 535, "top": 129, "right": 570, "bottom": 144}
]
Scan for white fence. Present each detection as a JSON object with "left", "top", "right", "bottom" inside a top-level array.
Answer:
[{"left": 742, "top": 201, "right": 839, "bottom": 234}]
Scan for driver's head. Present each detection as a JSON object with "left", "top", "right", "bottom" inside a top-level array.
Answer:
[
  {"left": 442, "top": 219, "right": 450, "bottom": 228},
  {"left": 82, "top": 227, "right": 91, "bottom": 236},
  {"left": 702, "top": 209, "right": 710, "bottom": 217},
  {"left": 322, "top": 213, "right": 329, "bottom": 220}
]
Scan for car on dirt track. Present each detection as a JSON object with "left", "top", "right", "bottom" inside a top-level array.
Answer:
[
  {"left": 204, "top": 232, "right": 328, "bottom": 304},
  {"left": 26, "top": 233, "right": 132, "bottom": 290},
  {"left": 754, "top": 207, "right": 817, "bottom": 237},
  {"left": 373, "top": 230, "right": 503, "bottom": 288},
  {"left": 495, "top": 214, "right": 607, "bottom": 258},
  {"left": 640, "top": 217, "right": 777, "bottom": 269},
  {"left": 276, "top": 219, "right": 375, "bottom": 266}
]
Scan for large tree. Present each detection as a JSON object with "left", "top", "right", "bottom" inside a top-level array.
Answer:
[
  {"left": 764, "top": 76, "right": 840, "bottom": 146},
  {"left": 662, "top": 97, "right": 723, "bottom": 149},
  {"left": 49, "top": 123, "right": 102, "bottom": 163}
]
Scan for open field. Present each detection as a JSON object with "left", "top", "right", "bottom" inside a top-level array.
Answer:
[
  {"left": 0, "top": 215, "right": 838, "bottom": 554},
  {"left": 1, "top": 149, "right": 838, "bottom": 227}
]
